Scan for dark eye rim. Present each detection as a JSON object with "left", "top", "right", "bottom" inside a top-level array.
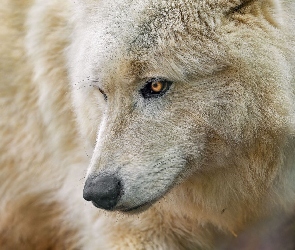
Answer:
[
  {"left": 92, "top": 81, "right": 108, "bottom": 101},
  {"left": 140, "top": 78, "right": 173, "bottom": 99},
  {"left": 96, "top": 87, "right": 107, "bottom": 101}
]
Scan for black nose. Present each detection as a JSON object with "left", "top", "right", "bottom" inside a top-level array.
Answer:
[{"left": 83, "top": 174, "right": 122, "bottom": 210}]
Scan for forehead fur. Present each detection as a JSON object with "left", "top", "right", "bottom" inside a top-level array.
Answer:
[
  {"left": 127, "top": 0, "right": 229, "bottom": 78},
  {"left": 73, "top": 0, "right": 233, "bottom": 81}
]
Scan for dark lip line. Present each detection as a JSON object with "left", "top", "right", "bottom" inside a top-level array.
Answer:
[
  {"left": 121, "top": 201, "right": 152, "bottom": 213},
  {"left": 91, "top": 200, "right": 150, "bottom": 213}
]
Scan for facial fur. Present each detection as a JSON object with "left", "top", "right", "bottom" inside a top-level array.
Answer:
[
  {"left": 1, "top": 0, "right": 295, "bottom": 249},
  {"left": 68, "top": 0, "right": 295, "bottom": 215}
]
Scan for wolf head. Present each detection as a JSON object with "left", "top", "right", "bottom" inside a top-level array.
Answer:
[{"left": 68, "top": 0, "right": 294, "bottom": 213}]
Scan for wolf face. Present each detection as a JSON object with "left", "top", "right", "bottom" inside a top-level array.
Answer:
[{"left": 68, "top": 0, "right": 294, "bottom": 213}]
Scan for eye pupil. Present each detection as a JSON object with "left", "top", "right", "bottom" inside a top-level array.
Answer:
[{"left": 151, "top": 82, "right": 163, "bottom": 92}]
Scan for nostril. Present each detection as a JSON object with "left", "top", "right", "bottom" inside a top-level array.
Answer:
[{"left": 83, "top": 174, "right": 122, "bottom": 210}]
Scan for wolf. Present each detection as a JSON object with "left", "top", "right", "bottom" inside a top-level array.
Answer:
[{"left": 1, "top": 0, "right": 295, "bottom": 249}]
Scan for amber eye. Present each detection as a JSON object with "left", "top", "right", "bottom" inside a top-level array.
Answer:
[
  {"left": 151, "top": 81, "right": 165, "bottom": 93},
  {"left": 140, "top": 78, "right": 172, "bottom": 99}
]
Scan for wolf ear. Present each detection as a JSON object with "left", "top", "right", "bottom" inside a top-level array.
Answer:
[{"left": 226, "top": 0, "right": 282, "bottom": 26}]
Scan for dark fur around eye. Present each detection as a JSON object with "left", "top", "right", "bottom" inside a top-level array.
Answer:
[
  {"left": 140, "top": 78, "right": 172, "bottom": 99},
  {"left": 226, "top": 0, "right": 254, "bottom": 15},
  {"left": 98, "top": 87, "right": 107, "bottom": 101}
]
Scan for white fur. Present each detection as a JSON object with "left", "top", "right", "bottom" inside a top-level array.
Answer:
[{"left": 1, "top": 0, "right": 295, "bottom": 249}]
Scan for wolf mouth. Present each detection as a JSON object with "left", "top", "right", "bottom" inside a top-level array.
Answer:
[
  {"left": 121, "top": 202, "right": 153, "bottom": 214},
  {"left": 91, "top": 199, "right": 152, "bottom": 213}
]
